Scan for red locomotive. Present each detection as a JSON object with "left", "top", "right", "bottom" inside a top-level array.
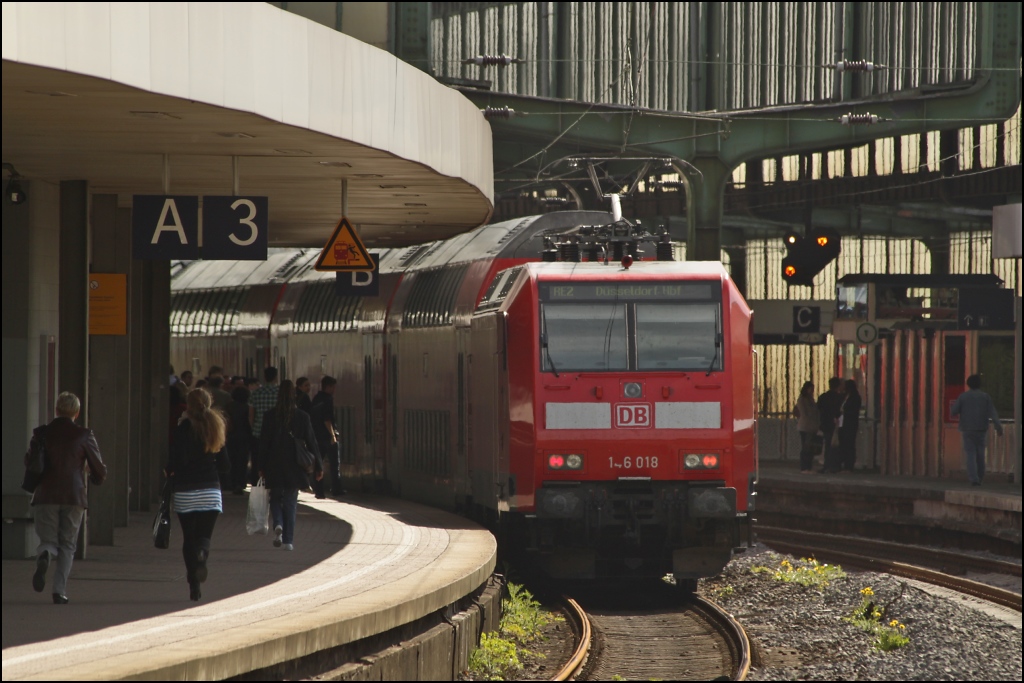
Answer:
[{"left": 171, "top": 211, "right": 757, "bottom": 582}]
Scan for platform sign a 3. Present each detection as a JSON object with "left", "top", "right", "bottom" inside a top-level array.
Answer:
[
  {"left": 202, "top": 196, "right": 268, "bottom": 260},
  {"left": 132, "top": 195, "right": 199, "bottom": 260}
]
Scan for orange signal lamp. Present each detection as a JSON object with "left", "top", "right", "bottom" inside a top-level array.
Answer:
[
  {"left": 817, "top": 236, "right": 829, "bottom": 247},
  {"left": 784, "top": 265, "right": 797, "bottom": 277}
]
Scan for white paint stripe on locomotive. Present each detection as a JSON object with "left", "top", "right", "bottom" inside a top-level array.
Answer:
[
  {"left": 546, "top": 402, "right": 611, "bottom": 429},
  {"left": 545, "top": 402, "right": 721, "bottom": 429},
  {"left": 655, "top": 402, "right": 721, "bottom": 429}
]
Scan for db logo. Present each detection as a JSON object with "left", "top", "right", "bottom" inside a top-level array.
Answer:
[{"left": 615, "top": 403, "right": 652, "bottom": 428}]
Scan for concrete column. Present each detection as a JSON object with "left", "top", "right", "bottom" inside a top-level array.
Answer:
[
  {"left": 88, "top": 195, "right": 131, "bottom": 537},
  {"left": 2, "top": 180, "right": 33, "bottom": 559},
  {"left": 59, "top": 181, "right": 89, "bottom": 413}
]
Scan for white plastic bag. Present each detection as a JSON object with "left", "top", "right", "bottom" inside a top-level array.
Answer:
[{"left": 246, "top": 478, "right": 270, "bottom": 535}]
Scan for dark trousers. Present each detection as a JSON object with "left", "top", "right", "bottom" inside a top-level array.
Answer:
[
  {"left": 798, "top": 431, "right": 818, "bottom": 471},
  {"left": 838, "top": 427, "right": 858, "bottom": 471},
  {"left": 270, "top": 487, "right": 299, "bottom": 544},
  {"left": 312, "top": 441, "right": 342, "bottom": 496},
  {"left": 227, "top": 436, "right": 250, "bottom": 491},
  {"left": 822, "top": 426, "right": 840, "bottom": 472},
  {"left": 961, "top": 430, "right": 987, "bottom": 484},
  {"left": 177, "top": 510, "right": 219, "bottom": 584}
]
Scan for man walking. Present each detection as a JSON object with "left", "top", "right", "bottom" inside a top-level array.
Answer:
[
  {"left": 311, "top": 376, "right": 342, "bottom": 497},
  {"left": 248, "top": 366, "right": 280, "bottom": 442},
  {"left": 816, "top": 377, "right": 844, "bottom": 473},
  {"left": 951, "top": 374, "right": 1003, "bottom": 486},
  {"left": 27, "top": 392, "right": 107, "bottom": 604}
]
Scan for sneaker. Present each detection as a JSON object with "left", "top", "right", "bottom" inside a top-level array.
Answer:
[
  {"left": 33, "top": 553, "right": 49, "bottom": 593},
  {"left": 52, "top": 593, "right": 69, "bottom": 605},
  {"left": 273, "top": 526, "right": 283, "bottom": 548},
  {"left": 282, "top": 543, "right": 294, "bottom": 551}
]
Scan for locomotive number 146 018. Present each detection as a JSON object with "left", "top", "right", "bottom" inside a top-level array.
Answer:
[{"left": 608, "top": 456, "right": 660, "bottom": 469}]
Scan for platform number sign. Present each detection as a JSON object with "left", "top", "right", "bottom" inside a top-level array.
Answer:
[
  {"left": 202, "top": 196, "right": 268, "bottom": 260},
  {"left": 132, "top": 195, "right": 268, "bottom": 260},
  {"left": 132, "top": 195, "right": 200, "bottom": 260}
]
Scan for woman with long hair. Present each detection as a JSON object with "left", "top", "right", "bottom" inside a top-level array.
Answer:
[
  {"left": 258, "top": 380, "right": 322, "bottom": 551},
  {"left": 838, "top": 379, "right": 862, "bottom": 472},
  {"left": 166, "top": 388, "right": 229, "bottom": 601},
  {"left": 793, "top": 381, "right": 820, "bottom": 473}
]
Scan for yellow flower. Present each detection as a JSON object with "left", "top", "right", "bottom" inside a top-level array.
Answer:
[
  {"left": 889, "top": 619, "right": 899, "bottom": 627},
  {"left": 861, "top": 587, "right": 874, "bottom": 596}
]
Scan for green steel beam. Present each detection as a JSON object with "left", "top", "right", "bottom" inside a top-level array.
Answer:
[{"left": 464, "top": 2, "right": 1021, "bottom": 260}]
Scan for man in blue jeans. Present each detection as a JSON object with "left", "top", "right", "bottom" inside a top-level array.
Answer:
[{"left": 950, "top": 374, "right": 1003, "bottom": 486}]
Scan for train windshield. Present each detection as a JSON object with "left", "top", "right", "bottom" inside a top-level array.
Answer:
[
  {"left": 542, "top": 303, "right": 629, "bottom": 371},
  {"left": 636, "top": 304, "right": 719, "bottom": 371},
  {"left": 539, "top": 281, "right": 722, "bottom": 373}
]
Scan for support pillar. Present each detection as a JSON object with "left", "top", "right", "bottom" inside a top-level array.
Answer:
[
  {"left": 682, "top": 157, "right": 729, "bottom": 261},
  {"left": 89, "top": 195, "right": 132, "bottom": 536}
]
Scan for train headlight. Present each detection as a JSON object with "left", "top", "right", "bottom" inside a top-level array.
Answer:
[
  {"left": 623, "top": 382, "right": 642, "bottom": 398},
  {"left": 683, "top": 453, "right": 720, "bottom": 469},
  {"left": 548, "top": 454, "right": 584, "bottom": 470}
]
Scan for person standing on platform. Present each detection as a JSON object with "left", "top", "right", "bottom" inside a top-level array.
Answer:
[
  {"left": 295, "top": 376, "right": 313, "bottom": 415},
  {"left": 817, "top": 377, "right": 843, "bottom": 473},
  {"left": 166, "top": 388, "right": 229, "bottom": 601},
  {"left": 793, "top": 381, "right": 820, "bottom": 474},
  {"left": 27, "top": 392, "right": 107, "bottom": 604},
  {"left": 258, "top": 380, "right": 323, "bottom": 551},
  {"left": 208, "top": 375, "right": 232, "bottom": 414},
  {"left": 248, "top": 366, "right": 279, "bottom": 444},
  {"left": 838, "top": 379, "right": 862, "bottom": 472},
  {"left": 951, "top": 374, "right": 1003, "bottom": 486},
  {"left": 179, "top": 370, "right": 194, "bottom": 392},
  {"left": 312, "top": 376, "right": 343, "bottom": 497},
  {"left": 225, "top": 386, "right": 253, "bottom": 494}
]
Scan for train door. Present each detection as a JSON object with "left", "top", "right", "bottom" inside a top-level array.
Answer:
[
  {"left": 386, "top": 332, "right": 401, "bottom": 493},
  {"left": 941, "top": 332, "right": 971, "bottom": 476},
  {"left": 363, "top": 331, "right": 388, "bottom": 486},
  {"left": 455, "top": 327, "right": 471, "bottom": 501},
  {"left": 468, "top": 312, "right": 508, "bottom": 515},
  {"left": 975, "top": 332, "right": 1015, "bottom": 474},
  {"left": 273, "top": 338, "right": 288, "bottom": 381}
]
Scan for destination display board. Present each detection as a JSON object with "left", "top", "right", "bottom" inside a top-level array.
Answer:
[{"left": 540, "top": 282, "right": 716, "bottom": 301}]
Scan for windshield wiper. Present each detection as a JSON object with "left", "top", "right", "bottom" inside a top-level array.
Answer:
[
  {"left": 706, "top": 306, "right": 721, "bottom": 376},
  {"left": 541, "top": 305, "right": 560, "bottom": 378}
]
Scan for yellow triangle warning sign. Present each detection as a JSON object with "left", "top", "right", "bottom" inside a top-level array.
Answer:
[{"left": 314, "top": 217, "right": 374, "bottom": 271}]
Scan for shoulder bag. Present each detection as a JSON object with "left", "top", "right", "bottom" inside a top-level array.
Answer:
[
  {"left": 21, "top": 428, "right": 46, "bottom": 493},
  {"left": 291, "top": 430, "right": 316, "bottom": 475},
  {"left": 152, "top": 480, "right": 172, "bottom": 550}
]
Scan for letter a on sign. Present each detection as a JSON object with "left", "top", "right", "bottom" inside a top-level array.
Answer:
[{"left": 315, "top": 217, "right": 374, "bottom": 271}]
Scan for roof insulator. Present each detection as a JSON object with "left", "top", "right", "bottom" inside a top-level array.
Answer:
[
  {"left": 482, "top": 106, "right": 519, "bottom": 120},
  {"left": 838, "top": 112, "right": 881, "bottom": 125},
  {"left": 832, "top": 60, "right": 884, "bottom": 72},
  {"left": 463, "top": 54, "right": 521, "bottom": 67}
]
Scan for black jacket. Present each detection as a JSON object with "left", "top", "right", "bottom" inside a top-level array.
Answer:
[
  {"left": 28, "top": 417, "right": 107, "bottom": 508},
  {"left": 839, "top": 392, "right": 862, "bottom": 433},
  {"left": 167, "top": 420, "right": 230, "bottom": 492},
  {"left": 817, "top": 390, "right": 842, "bottom": 429},
  {"left": 258, "top": 409, "right": 322, "bottom": 490}
]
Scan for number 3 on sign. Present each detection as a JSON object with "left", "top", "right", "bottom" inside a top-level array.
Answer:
[
  {"left": 228, "top": 199, "right": 259, "bottom": 246},
  {"left": 608, "top": 456, "right": 659, "bottom": 469}
]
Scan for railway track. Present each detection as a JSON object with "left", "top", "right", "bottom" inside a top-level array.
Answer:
[
  {"left": 756, "top": 526, "right": 1022, "bottom": 612},
  {"left": 553, "top": 591, "right": 750, "bottom": 681}
]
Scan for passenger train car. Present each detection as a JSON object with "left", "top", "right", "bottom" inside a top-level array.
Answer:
[{"left": 171, "top": 211, "right": 757, "bottom": 581}]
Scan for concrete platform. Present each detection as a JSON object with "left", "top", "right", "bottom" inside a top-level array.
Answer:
[
  {"left": 756, "top": 460, "right": 1022, "bottom": 553},
  {"left": 1, "top": 491, "right": 496, "bottom": 680}
]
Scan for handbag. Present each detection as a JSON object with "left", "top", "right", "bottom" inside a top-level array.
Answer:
[
  {"left": 21, "top": 428, "right": 47, "bottom": 494},
  {"left": 291, "top": 431, "right": 316, "bottom": 475},
  {"left": 152, "top": 481, "right": 171, "bottom": 550},
  {"left": 246, "top": 477, "right": 270, "bottom": 535}
]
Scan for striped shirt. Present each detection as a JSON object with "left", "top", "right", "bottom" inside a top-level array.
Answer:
[
  {"left": 173, "top": 488, "right": 223, "bottom": 514},
  {"left": 249, "top": 384, "right": 278, "bottom": 438}
]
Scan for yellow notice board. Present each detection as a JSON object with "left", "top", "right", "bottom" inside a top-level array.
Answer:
[{"left": 89, "top": 273, "right": 127, "bottom": 335}]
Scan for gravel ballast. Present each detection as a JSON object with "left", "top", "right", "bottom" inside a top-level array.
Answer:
[{"left": 698, "top": 545, "right": 1022, "bottom": 681}]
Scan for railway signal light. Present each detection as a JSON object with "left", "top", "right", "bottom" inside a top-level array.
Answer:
[{"left": 781, "top": 228, "right": 841, "bottom": 286}]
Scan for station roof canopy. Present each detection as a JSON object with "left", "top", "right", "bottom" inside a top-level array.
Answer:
[{"left": 1, "top": 2, "right": 494, "bottom": 248}]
